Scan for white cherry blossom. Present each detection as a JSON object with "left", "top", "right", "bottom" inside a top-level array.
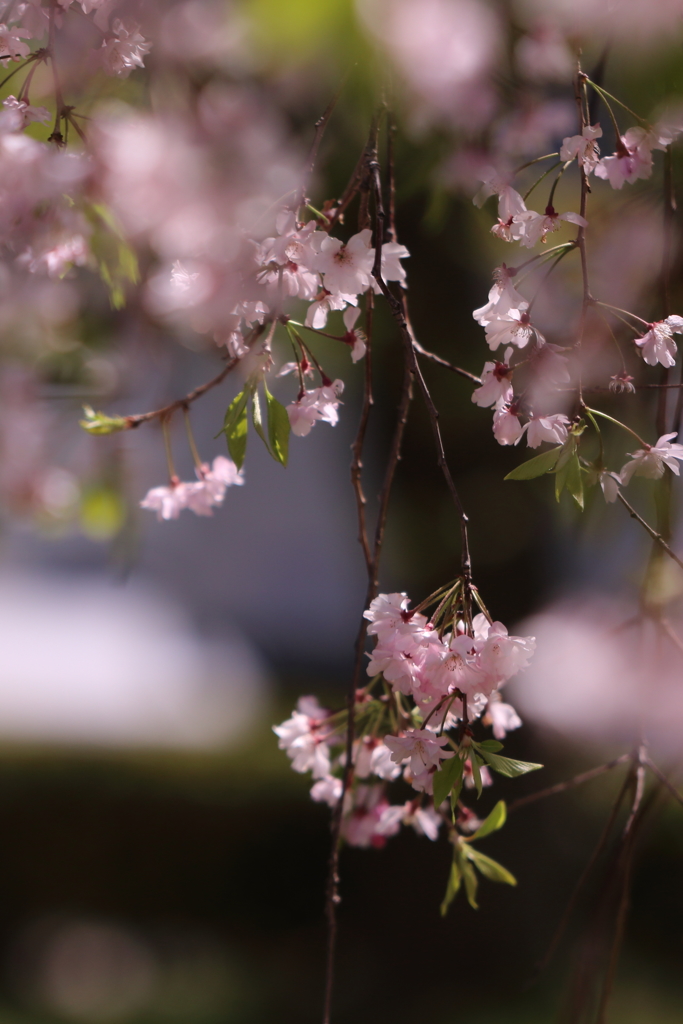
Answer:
[
  {"left": 473, "top": 265, "right": 526, "bottom": 326},
  {"left": 515, "top": 206, "right": 587, "bottom": 248},
  {"left": 560, "top": 124, "right": 603, "bottom": 174},
  {"left": 100, "top": 20, "right": 151, "bottom": 77},
  {"left": 492, "top": 402, "right": 524, "bottom": 445},
  {"left": 634, "top": 316, "right": 683, "bottom": 367},
  {"left": 314, "top": 229, "right": 375, "bottom": 296},
  {"left": 471, "top": 349, "right": 513, "bottom": 407},
  {"left": 523, "top": 413, "right": 570, "bottom": 448},
  {"left": 620, "top": 433, "right": 683, "bottom": 484},
  {"left": 485, "top": 305, "right": 542, "bottom": 350}
]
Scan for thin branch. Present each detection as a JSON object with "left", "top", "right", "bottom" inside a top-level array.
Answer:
[
  {"left": 350, "top": 292, "right": 375, "bottom": 576},
  {"left": 616, "top": 491, "right": 683, "bottom": 573},
  {"left": 644, "top": 756, "right": 683, "bottom": 810},
  {"left": 300, "top": 80, "right": 346, "bottom": 204},
  {"left": 532, "top": 758, "right": 635, "bottom": 979},
  {"left": 413, "top": 341, "right": 481, "bottom": 384},
  {"left": 124, "top": 355, "right": 240, "bottom": 429},
  {"left": 507, "top": 754, "right": 630, "bottom": 814}
]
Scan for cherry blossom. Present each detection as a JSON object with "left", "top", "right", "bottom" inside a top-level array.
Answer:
[
  {"left": 287, "top": 379, "right": 344, "bottom": 436},
  {"left": 100, "top": 20, "right": 152, "bottom": 77},
  {"left": 140, "top": 481, "right": 191, "bottom": 521},
  {"left": 595, "top": 128, "right": 654, "bottom": 189},
  {"left": 473, "top": 265, "right": 526, "bottom": 326},
  {"left": 471, "top": 349, "right": 513, "bottom": 407},
  {"left": 305, "top": 290, "right": 356, "bottom": 330},
  {"left": 310, "top": 775, "right": 343, "bottom": 807},
  {"left": 559, "top": 124, "right": 603, "bottom": 174},
  {"left": 492, "top": 401, "right": 524, "bottom": 445},
  {"left": 620, "top": 433, "right": 683, "bottom": 484},
  {"left": 342, "top": 306, "right": 368, "bottom": 362},
  {"left": 522, "top": 413, "right": 570, "bottom": 448},
  {"left": 490, "top": 186, "right": 529, "bottom": 242},
  {"left": 314, "top": 229, "right": 375, "bottom": 296},
  {"left": 634, "top": 316, "right": 683, "bottom": 367},
  {"left": 384, "top": 728, "right": 454, "bottom": 776},
  {"left": 598, "top": 470, "right": 621, "bottom": 503},
  {"left": 183, "top": 456, "right": 244, "bottom": 516},
  {"left": 273, "top": 697, "right": 332, "bottom": 779},
  {"left": 485, "top": 305, "right": 542, "bottom": 350},
  {"left": 515, "top": 205, "right": 587, "bottom": 248},
  {"left": 376, "top": 801, "right": 442, "bottom": 841},
  {"left": 485, "top": 696, "right": 523, "bottom": 740},
  {"left": 0, "top": 96, "right": 50, "bottom": 133},
  {"left": 0, "top": 23, "right": 30, "bottom": 60}
]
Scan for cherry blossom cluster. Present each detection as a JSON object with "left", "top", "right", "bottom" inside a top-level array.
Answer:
[
  {"left": 140, "top": 456, "right": 243, "bottom": 521},
  {"left": 470, "top": 85, "right": 683, "bottom": 507},
  {"left": 274, "top": 587, "right": 534, "bottom": 851}
]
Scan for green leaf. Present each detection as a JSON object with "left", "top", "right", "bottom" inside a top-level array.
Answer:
[
  {"left": 84, "top": 202, "right": 139, "bottom": 309},
  {"left": 469, "top": 751, "right": 483, "bottom": 799},
  {"left": 466, "top": 800, "right": 507, "bottom": 842},
  {"left": 478, "top": 749, "right": 544, "bottom": 778},
  {"left": 264, "top": 382, "right": 290, "bottom": 466},
  {"left": 504, "top": 446, "right": 562, "bottom": 481},
  {"left": 433, "top": 754, "right": 464, "bottom": 809},
  {"left": 476, "top": 739, "right": 503, "bottom": 753},
  {"left": 461, "top": 853, "right": 479, "bottom": 909},
  {"left": 440, "top": 857, "right": 462, "bottom": 916},
  {"left": 79, "top": 405, "right": 128, "bottom": 435},
  {"left": 466, "top": 847, "right": 517, "bottom": 887},
  {"left": 222, "top": 390, "right": 249, "bottom": 469},
  {"left": 251, "top": 390, "right": 270, "bottom": 451},
  {"left": 565, "top": 452, "right": 584, "bottom": 510}
]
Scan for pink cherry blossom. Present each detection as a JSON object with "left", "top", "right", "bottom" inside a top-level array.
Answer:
[
  {"left": 384, "top": 728, "right": 454, "bottom": 776},
  {"left": 376, "top": 801, "right": 442, "bottom": 841},
  {"left": 0, "top": 23, "right": 30, "bottom": 60},
  {"left": 472, "top": 265, "right": 526, "bottom": 326},
  {"left": 310, "top": 775, "right": 343, "bottom": 807},
  {"left": 99, "top": 20, "right": 152, "bottom": 77},
  {"left": 140, "top": 482, "right": 190, "bottom": 521},
  {"left": 287, "top": 380, "right": 344, "bottom": 436},
  {"left": 305, "top": 290, "right": 356, "bottom": 330},
  {"left": 595, "top": 129, "right": 654, "bottom": 189},
  {"left": 273, "top": 697, "right": 332, "bottom": 778},
  {"left": 560, "top": 124, "right": 603, "bottom": 174},
  {"left": 472, "top": 350, "right": 513, "bottom": 407},
  {"left": 522, "top": 413, "right": 570, "bottom": 448},
  {"left": 492, "top": 401, "right": 524, "bottom": 445},
  {"left": 486, "top": 696, "right": 523, "bottom": 740},
  {"left": 342, "top": 306, "right": 367, "bottom": 362},
  {"left": 515, "top": 205, "right": 587, "bottom": 248},
  {"left": 634, "top": 316, "right": 683, "bottom": 367},
  {"left": 485, "top": 305, "right": 542, "bottom": 350},
  {"left": 314, "top": 229, "right": 375, "bottom": 296},
  {"left": 620, "top": 433, "right": 683, "bottom": 484},
  {"left": 341, "top": 784, "right": 389, "bottom": 848},
  {"left": 490, "top": 186, "right": 529, "bottom": 242}
]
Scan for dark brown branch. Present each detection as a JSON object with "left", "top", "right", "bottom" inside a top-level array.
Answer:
[
  {"left": 616, "top": 491, "right": 683, "bottom": 573},
  {"left": 507, "top": 754, "right": 630, "bottom": 814},
  {"left": 301, "top": 82, "right": 346, "bottom": 202},
  {"left": 532, "top": 758, "right": 635, "bottom": 980},
  {"left": 413, "top": 340, "right": 481, "bottom": 384},
  {"left": 124, "top": 355, "right": 240, "bottom": 429},
  {"left": 644, "top": 756, "right": 683, "bottom": 810}
]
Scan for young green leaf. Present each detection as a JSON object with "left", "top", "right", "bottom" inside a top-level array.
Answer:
[
  {"left": 476, "top": 739, "right": 503, "bottom": 753},
  {"left": 440, "top": 857, "right": 462, "bottom": 916},
  {"left": 565, "top": 452, "right": 584, "bottom": 509},
  {"left": 222, "top": 389, "right": 249, "bottom": 436},
  {"left": 251, "top": 390, "right": 270, "bottom": 451},
  {"left": 466, "top": 800, "right": 507, "bottom": 842},
  {"left": 504, "top": 446, "right": 562, "bottom": 481},
  {"left": 223, "top": 392, "right": 249, "bottom": 469},
  {"left": 461, "top": 853, "right": 479, "bottom": 909},
  {"left": 433, "top": 753, "right": 464, "bottom": 809},
  {"left": 465, "top": 846, "right": 517, "bottom": 886},
  {"left": 79, "top": 405, "right": 128, "bottom": 435},
  {"left": 469, "top": 751, "right": 483, "bottom": 798},
  {"left": 264, "top": 383, "right": 290, "bottom": 467},
  {"left": 478, "top": 749, "right": 543, "bottom": 778}
]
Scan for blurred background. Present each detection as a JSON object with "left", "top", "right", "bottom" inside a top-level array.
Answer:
[{"left": 0, "top": 0, "right": 683, "bottom": 1022}]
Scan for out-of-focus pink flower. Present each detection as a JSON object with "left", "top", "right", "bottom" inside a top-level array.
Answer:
[
  {"left": 99, "top": 20, "right": 152, "bottom": 77},
  {"left": 493, "top": 402, "right": 524, "bottom": 445},
  {"left": 515, "top": 24, "right": 574, "bottom": 81},
  {"left": 485, "top": 696, "right": 523, "bottom": 739}
]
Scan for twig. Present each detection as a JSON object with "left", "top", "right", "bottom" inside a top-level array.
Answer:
[
  {"left": 124, "top": 355, "right": 240, "bottom": 429},
  {"left": 616, "top": 491, "right": 683, "bottom": 573},
  {"left": 644, "top": 756, "right": 683, "bottom": 810},
  {"left": 300, "top": 81, "right": 346, "bottom": 205},
  {"left": 532, "top": 760, "right": 635, "bottom": 981},
  {"left": 507, "top": 754, "right": 630, "bottom": 814},
  {"left": 412, "top": 341, "right": 481, "bottom": 384}
]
